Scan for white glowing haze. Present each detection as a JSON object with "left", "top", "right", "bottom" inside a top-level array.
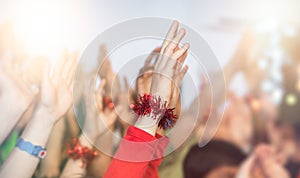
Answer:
[{"left": 0, "top": 0, "right": 298, "bottom": 99}]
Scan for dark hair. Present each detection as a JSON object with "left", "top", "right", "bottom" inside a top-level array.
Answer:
[{"left": 183, "top": 140, "right": 246, "bottom": 178}]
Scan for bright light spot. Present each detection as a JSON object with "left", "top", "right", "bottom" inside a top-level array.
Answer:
[
  {"left": 250, "top": 99, "right": 261, "bottom": 111},
  {"left": 283, "top": 26, "right": 296, "bottom": 37},
  {"left": 258, "top": 58, "right": 268, "bottom": 69},
  {"left": 12, "top": 0, "right": 87, "bottom": 59},
  {"left": 272, "top": 89, "right": 282, "bottom": 104},
  {"left": 285, "top": 93, "right": 297, "bottom": 106},
  {"left": 255, "top": 19, "right": 279, "bottom": 33}
]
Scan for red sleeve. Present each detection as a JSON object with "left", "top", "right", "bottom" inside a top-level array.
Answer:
[
  {"left": 144, "top": 133, "right": 169, "bottom": 178},
  {"left": 103, "top": 126, "right": 169, "bottom": 178}
]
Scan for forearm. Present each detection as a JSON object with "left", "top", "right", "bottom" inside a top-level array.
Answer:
[
  {"left": 60, "top": 159, "right": 87, "bottom": 178},
  {"left": 134, "top": 114, "right": 158, "bottom": 136},
  {"left": 0, "top": 109, "right": 54, "bottom": 178},
  {"left": 0, "top": 96, "right": 32, "bottom": 144},
  {"left": 60, "top": 135, "right": 91, "bottom": 178},
  {"left": 88, "top": 130, "right": 114, "bottom": 177},
  {"left": 39, "top": 118, "right": 65, "bottom": 177}
]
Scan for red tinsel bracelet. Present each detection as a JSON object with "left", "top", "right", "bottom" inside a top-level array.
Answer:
[
  {"left": 103, "top": 96, "right": 115, "bottom": 110},
  {"left": 131, "top": 93, "right": 178, "bottom": 129},
  {"left": 67, "top": 138, "right": 98, "bottom": 167}
]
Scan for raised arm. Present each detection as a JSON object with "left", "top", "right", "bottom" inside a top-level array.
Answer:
[
  {"left": 104, "top": 20, "right": 189, "bottom": 178},
  {"left": 0, "top": 51, "right": 77, "bottom": 178}
]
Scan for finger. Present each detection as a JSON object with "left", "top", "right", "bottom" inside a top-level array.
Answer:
[
  {"left": 174, "top": 45, "right": 179, "bottom": 51},
  {"left": 123, "top": 77, "right": 129, "bottom": 91},
  {"left": 97, "top": 79, "right": 106, "bottom": 94},
  {"left": 95, "top": 79, "right": 106, "bottom": 110},
  {"left": 179, "top": 65, "right": 189, "bottom": 79},
  {"left": 66, "top": 54, "right": 78, "bottom": 87},
  {"left": 160, "top": 21, "right": 179, "bottom": 54},
  {"left": 178, "top": 50, "right": 188, "bottom": 63},
  {"left": 65, "top": 52, "right": 78, "bottom": 86},
  {"left": 164, "top": 28, "right": 186, "bottom": 55},
  {"left": 41, "top": 60, "right": 51, "bottom": 91},
  {"left": 63, "top": 52, "right": 76, "bottom": 79},
  {"left": 53, "top": 50, "right": 68, "bottom": 84},
  {"left": 175, "top": 61, "right": 183, "bottom": 72},
  {"left": 151, "top": 47, "right": 161, "bottom": 65},
  {"left": 171, "top": 43, "right": 190, "bottom": 60},
  {"left": 98, "top": 44, "right": 108, "bottom": 62},
  {"left": 159, "top": 30, "right": 186, "bottom": 69},
  {"left": 152, "top": 47, "right": 162, "bottom": 65},
  {"left": 141, "top": 66, "right": 154, "bottom": 73},
  {"left": 172, "top": 61, "right": 182, "bottom": 75},
  {"left": 145, "top": 50, "right": 157, "bottom": 66},
  {"left": 174, "top": 65, "right": 188, "bottom": 87},
  {"left": 143, "top": 47, "right": 160, "bottom": 73},
  {"left": 163, "top": 43, "right": 189, "bottom": 70},
  {"left": 153, "top": 46, "right": 161, "bottom": 53}
]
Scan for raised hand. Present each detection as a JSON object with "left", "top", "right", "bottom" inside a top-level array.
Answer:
[
  {"left": 169, "top": 51, "right": 188, "bottom": 111},
  {"left": 151, "top": 21, "right": 189, "bottom": 103},
  {"left": 97, "top": 44, "right": 120, "bottom": 99},
  {"left": 0, "top": 51, "right": 78, "bottom": 178},
  {"left": 219, "top": 93, "right": 253, "bottom": 152},
  {"left": 237, "top": 144, "right": 290, "bottom": 178},
  {"left": 0, "top": 58, "right": 36, "bottom": 109},
  {"left": 116, "top": 77, "right": 135, "bottom": 134},
  {"left": 256, "top": 145, "right": 290, "bottom": 178},
  {"left": 95, "top": 80, "right": 118, "bottom": 130},
  {"left": 97, "top": 44, "right": 113, "bottom": 79},
  {"left": 0, "top": 58, "right": 37, "bottom": 144},
  {"left": 236, "top": 32, "right": 266, "bottom": 92},
  {"left": 135, "top": 21, "right": 190, "bottom": 135},
  {"left": 37, "top": 50, "right": 77, "bottom": 122},
  {"left": 136, "top": 47, "right": 160, "bottom": 95}
]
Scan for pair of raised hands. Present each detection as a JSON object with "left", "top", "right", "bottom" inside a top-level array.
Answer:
[
  {"left": 134, "top": 21, "right": 189, "bottom": 135},
  {"left": 0, "top": 51, "right": 78, "bottom": 178},
  {"left": 0, "top": 50, "right": 77, "bottom": 144},
  {"left": 236, "top": 144, "right": 290, "bottom": 178},
  {"left": 82, "top": 21, "right": 190, "bottom": 139}
]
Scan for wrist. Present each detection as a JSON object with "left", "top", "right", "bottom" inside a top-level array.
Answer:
[
  {"left": 81, "top": 131, "right": 97, "bottom": 144},
  {"left": 132, "top": 93, "right": 177, "bottom": 132},
  {"left": 34, "top": 104, "right": 63, "bottom": 123},
  {"left": 79, "top": 135, "right": 93, "bottom": 149},
  {"left": 150, "top": 85, "right": 171, "bottom": 105},
  {"left": 134, "top": 114, "right": 158, "bottom": 136},
  {"left": 21, "top": 109, "right": 55, "bottom": 147}
]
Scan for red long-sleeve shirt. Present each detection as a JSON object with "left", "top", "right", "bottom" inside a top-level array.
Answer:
[{"left": 104, "top": 126, "right": 169, "bottom": 178}]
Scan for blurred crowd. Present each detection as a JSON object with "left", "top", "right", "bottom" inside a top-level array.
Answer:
[{"left": 0, "top": 20, "right": 299, "bottom": 178}]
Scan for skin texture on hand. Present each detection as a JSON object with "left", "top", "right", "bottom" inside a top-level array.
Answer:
[
  {"left": 0, "top": 50, "right": 77, "bottom": 178},
  {"left": 236, "top": 144, "right": 290, "bottom": 178},
  {"left": 219, "top": 92, "right": 253, "bottom": 152},
  {"left": 97, "top": 44, "right": 121, "bottom": 100},
  {"left": 135, "top": 21, "right": 189, "bottom": 136},
  {"left": 61, "top": 77, "right": 118, "bottom": 178},
  {"left": 0, "top": 61, "right": 36, "bottom": 144},
  {"left": 150, "top": 21, "right": 189, "bottom": 103},
  {"left": 84, "top": 79, "right": 117, "bottom": 142},
  {"left": 136, "top": 47, "right": 160, "bottom": 95},
  {"left": 37, "top": 50, "right": 77, "bottom": 121},
  {"left": 38, "top": 118, "right": 65, "bottom": 178},
  {"left": 116, "top": 77, "right": 135, "bottom": 135}
]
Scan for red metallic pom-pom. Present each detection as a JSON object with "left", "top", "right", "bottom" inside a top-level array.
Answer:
[
  {"left": 103, "top": 96, "right": 115, "bottom": 110},
  {"left": 132, "top": 93, "right": 177, "bottom": 129},
  {"left": 67, "top": 138, "right": 98, "bottom": 167},
  {"left": 158, "top": 108, "right": 178, "bottom": 129}
]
